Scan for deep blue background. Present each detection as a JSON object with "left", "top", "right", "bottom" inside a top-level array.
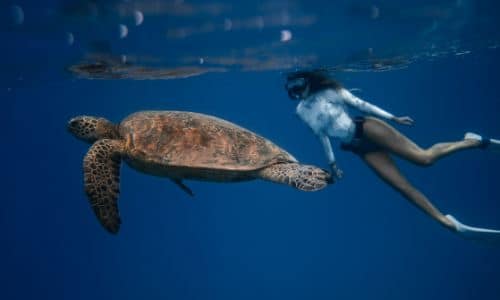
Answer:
[{"left": 2, "top": 1, "right": 500, "bottom": 299}]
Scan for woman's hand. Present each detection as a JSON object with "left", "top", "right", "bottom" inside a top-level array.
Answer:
[
  {"left": 329, "top": 162, "right": 343, "bottom": 181},
  {"left": 392, "top": 116, "right": 414, "bottom": 126}
]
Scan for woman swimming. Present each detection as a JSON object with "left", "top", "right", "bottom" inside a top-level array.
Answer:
[{"left": 285, "top": 69, "right": 500, "bottom": 241}]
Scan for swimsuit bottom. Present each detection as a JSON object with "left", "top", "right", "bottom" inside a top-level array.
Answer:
[{"left": 340, "top": 116, "right": 380, "bottom": 155}]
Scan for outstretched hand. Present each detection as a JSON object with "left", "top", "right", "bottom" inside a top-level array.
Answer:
[
  {"left": 392, "top": 116, "right": 414, "bottom": 126},
  {"left": 329, "top": 162, "right": 343, "bottom": 182}
]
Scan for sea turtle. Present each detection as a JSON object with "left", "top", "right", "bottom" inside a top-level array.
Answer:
[{"left": 68, "top": 111, "right": 331, "bottom": 234}]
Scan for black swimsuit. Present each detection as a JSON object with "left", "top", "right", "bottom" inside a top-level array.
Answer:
[{"left": 340, "top": 116, "right": 380, "bottom": 155}]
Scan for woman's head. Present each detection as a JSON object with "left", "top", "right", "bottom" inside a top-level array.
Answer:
[{"left": 285, "top": 69, "right": 342, "bottom": 100}]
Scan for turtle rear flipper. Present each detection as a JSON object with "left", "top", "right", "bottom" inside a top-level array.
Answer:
[
  {"left": 83, "top": 139, "right": 124, "bottom": 234},
  {"left": 171, "top": 179, "right": 195, "bottom": 197},
  {"left": 257, "top": 163, "right": 331, "bottom": 191}
]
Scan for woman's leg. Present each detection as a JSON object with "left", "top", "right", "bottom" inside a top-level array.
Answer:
[
  {"left": 362, "top": 117, "right": 481, "bottom": 166},
  {"left": 360, "top": 149, "right": 455, "bottom": 230}
]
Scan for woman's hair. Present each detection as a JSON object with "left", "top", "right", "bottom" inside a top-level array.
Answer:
[{"left": 286, "top": 69, "right": 343, "bottom": 94}]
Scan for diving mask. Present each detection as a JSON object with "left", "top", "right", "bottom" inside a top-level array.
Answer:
[{"left": 285, "top": 77, "right": 308, "bottom": 100}]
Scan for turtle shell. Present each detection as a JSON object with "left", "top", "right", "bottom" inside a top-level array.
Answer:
[{"left": 119, "top": 111, "right": 297, "bottom": 171}]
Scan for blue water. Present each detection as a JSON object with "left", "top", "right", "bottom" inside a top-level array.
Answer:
[{"left": 2, "top": 1, "right": 500, "bottom": 299}]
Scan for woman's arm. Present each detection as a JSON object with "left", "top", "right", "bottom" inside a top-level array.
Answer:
[
  {"left": 319, "top": 134, "right": 343, "bottom": 180},
  {"left": 319, "top": 134, "right": 335, "bottom": 164},
  {"left": 338, "top": 88, "right": 395, "bottom": 119},
  {"left": 338, "top": 88, "right": 414, "bottom": 125}
]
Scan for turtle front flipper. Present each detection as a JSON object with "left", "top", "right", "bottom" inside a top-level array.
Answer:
[
  {"left": 83, "top": 139, "right": 124, "bottom": 234},
  {"left": 257, "top": 163, "right": 331, "bottom": 191}
]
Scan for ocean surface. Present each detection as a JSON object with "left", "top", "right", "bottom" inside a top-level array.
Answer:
[{"left": 2, "top": 1, "right": 500, "bottom": 299}]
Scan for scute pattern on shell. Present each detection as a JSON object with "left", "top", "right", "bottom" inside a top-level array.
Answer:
[{"left": 119, "top": 111, "right": 296, "bottom": 171}]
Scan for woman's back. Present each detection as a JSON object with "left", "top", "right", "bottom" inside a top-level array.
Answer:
[{"left": 296, "top": 89, "right": 355, "bottom": 142}]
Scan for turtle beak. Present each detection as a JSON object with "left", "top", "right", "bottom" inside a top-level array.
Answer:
[{"left": 67, "top": 117, "right": 79, "bottom": 132}]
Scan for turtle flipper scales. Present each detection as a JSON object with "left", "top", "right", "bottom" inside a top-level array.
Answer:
[
  {"left": 83, "top": 139, "right": 124, "bottom": 234},
  {"left": 257, "top": 163, "right": 331, "bottom": 191}
]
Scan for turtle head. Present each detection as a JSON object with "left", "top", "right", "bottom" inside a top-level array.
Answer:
[{"left": 68, "top": 116, "right": 119, "bottom": 143}]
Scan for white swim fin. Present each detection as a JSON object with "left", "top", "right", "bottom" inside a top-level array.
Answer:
[
  {"left": 464, "top": 132, "right": 500, "bottom": 151},
  {"left": 446, "top": 214, "right": 500, "bottom": 244}
]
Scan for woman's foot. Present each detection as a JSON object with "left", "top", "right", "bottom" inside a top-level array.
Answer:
[
  {"left": 445, "top": 214, "right": 500, "bottom": 244},
  {"left": 464, "top": 132, "right": 500, "bottom": 150}
]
